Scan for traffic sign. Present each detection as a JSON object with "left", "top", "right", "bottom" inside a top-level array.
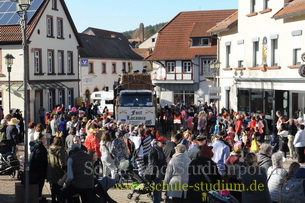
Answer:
[
  {"left": 196, "top": 88, "right": 204, "bottom": 96},
  {"left": 209, "top": 87, "right": 221, "bottom": 94}
]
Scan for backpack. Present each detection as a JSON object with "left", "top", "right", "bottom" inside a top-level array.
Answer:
[{"left": 280, "top": 178, "right": 305, "bottom": 203}]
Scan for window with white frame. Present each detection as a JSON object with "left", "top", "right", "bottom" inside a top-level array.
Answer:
[
  {"left": 250, "top": 0, "right": 256, "bottom": 13},
  {"left": 201, "top": 59, "right": 213, "bottom": 75},
  {"left": 237, "top": 41, "right": 244, "bottom": 67},
  {"left": 263, "top": 0, "right": 269, "bottom": 10},
  {"left": 34, "top": 49, "right": 41, "bottom": 74},
  {"left": 271, "top": 38, "right": 278, "bottom": 66},
  {"left": 57, "top": 18, "right": 63, "bottom": 38},
  {"left": 226, "top": 45, "right": 231, "bottom": 68},
  {"left": 166, "top": 61, "right": 175, "bottom": 73},
  {"left": 183, "top": 61, "right": 192, "bottom": 73},
  {"left": 47, "top": 16, "right": 53, "bottom": 37},
  {"left": 192, "top": 38, "right": 210, "bottom": 47},
  {"left": 68, "top": 89, "right": 73, "bottom": 106},
  {"left": 67, "top": 52, "right": 73, "bottom": 74},
  {"left": 58, "top": 51, "right": 64, "bottom": 74},
  {"left": 47, "top": 50, "right": 54, "bottom": 74},
  {"left": 58, "top": 89, "right": 64, "bottom": 105},
  {"left": 293, "top": 48, "right": 302, "bottom": 65},
  {"left": 253, "top": 41, "right": 259, "bottom": 67}
]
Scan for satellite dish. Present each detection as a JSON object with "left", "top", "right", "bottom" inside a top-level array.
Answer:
[{"left": 157, "top": 66, "right": 166, "bottom": 79}]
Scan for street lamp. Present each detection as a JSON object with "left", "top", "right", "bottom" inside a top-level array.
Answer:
[
  {"left": 4, "top": 54, "right": 15, "bottom": 111},
  {"left": 11, "top": 0, "right": 30, "bottom": 202}
]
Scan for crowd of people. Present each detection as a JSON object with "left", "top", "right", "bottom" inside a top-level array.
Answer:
[{"left": 1, "top": 102, "right": 305, "bottom": 203}]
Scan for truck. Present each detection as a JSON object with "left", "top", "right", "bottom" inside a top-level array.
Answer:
[
  {"left": 90, "top": 90, "right": 114, "bottom": 114},
  {"left": 114, "top": 73, "right": 156, "bottom": 126}
]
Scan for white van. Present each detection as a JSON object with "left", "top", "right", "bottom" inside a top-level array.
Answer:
[{"left": 90, "top": 91, "right": 114, "bottom": 114}]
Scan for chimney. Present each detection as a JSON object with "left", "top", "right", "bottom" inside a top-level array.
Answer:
[{"left": 140, "top": 23, "right": 144, "bottom": 42}]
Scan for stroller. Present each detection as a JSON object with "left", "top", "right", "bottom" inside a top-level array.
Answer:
[
  {"left": 126, "top": 170, "right": 153, "bottom": 202},
  {"left": 0, "top": 140, "right": 21, "bottom": 178}
]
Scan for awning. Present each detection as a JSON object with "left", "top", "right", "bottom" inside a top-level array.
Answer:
[{"left": 0, "top": 82, "right": 69, "bottom": 91}]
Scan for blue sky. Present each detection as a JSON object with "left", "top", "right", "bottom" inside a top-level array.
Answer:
[{"left": 65, "top": 0, "right": 238, "bottom": 33}]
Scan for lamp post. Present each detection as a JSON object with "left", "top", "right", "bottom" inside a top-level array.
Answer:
[
  {"left": 12, "top": 0, "right": 30, "bottom": 202},
  {"left": 4, "top": 54, "right": 14, "bottom": 111}
]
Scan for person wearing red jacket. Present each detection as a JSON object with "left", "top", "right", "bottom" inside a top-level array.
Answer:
[
  {"left": 84, "top": 128, "right": 101, "bottom": 157},
  {"left": 235, "top": 115, "right": 242, "bottom": 137}
]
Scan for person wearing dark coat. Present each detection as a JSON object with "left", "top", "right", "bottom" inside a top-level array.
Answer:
[
  {"left": 145, "top": 137, "right": 167, "bottom": 203},
  {"left": 187, "top": 143, "right": 221, "bottom": 203},
  {"left": 163, "top": 133, "right": 182, "bottom": 161},
  {"left": 29, "top": 133, "right": 48, "bottom": 202},
  {"left": 6, "top": 118, "right": 20, "bottom": 153}
]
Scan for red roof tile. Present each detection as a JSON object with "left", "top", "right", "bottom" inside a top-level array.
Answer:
[
  {"left": 207, "top": 11, "right": 238, "bottom": 34},
  {"left": 273, "top": 0, "right": 305, "bottom": 19},
  {"left": 148, "top": 10, "right": 236, "bottom": 60}
]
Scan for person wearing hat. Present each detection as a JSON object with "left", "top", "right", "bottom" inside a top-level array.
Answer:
[
  {"left": 145, "top": 136, "right": 167, "bottom": 203},
  {"left": 211, "top": 131, "right": 230, "bottom": 177},
  {"left": 188, "top": 135, "right": 207, "bottom": 161},
  {"left": 164, "top": 144, "right": 191, "bottom": 203},
  {"left": 6, "top": 117, "right": 20, "bottom": 153}
]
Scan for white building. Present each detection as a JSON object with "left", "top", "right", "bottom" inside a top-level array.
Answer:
[
  {"left": 209, "top": 0, "right": 305, "bottom": 125},
  {"left": 147, "top": 10, "right": 236, "bottom": 107},
  {"left": 79, "top": 28, "right": 145, "bottom": 103},
  {"left": 0, "top": 0, "right": 81, "bottom": 122}
]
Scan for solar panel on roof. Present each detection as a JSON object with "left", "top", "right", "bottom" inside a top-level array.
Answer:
[{"left": 0, "top": 0, "right": 44, "bottom": 26}]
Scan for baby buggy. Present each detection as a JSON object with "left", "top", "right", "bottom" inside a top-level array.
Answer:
[
  {"left": 125, "top": 169, "right": 153, "bottom": 202},
  {"left": 0, "top": 140, "right": 21, "bottom": 178}
]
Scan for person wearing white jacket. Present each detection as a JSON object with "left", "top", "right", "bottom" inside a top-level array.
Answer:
[{"left": 293, "top": 124, "right": 305, "bottom": 163}]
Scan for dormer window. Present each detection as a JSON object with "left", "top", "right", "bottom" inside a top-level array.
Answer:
[{"left": 192, "top": 37, "right": 210, "bottom": 47}]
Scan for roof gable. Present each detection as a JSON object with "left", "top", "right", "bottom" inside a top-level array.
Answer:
[{"left": 148, "top": 10, "right": 237, "bottom": 60}]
